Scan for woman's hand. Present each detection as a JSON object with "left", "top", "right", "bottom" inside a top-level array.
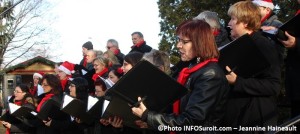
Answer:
[
  {"left": 225, "top": 66, "right": 237, "bottom": 84},
  {"left": 109, "top": 116, "right": 123, "bottom": 128},
  {"left": 100, "top": 119, "right": 110, "bottom": 126},
  {"left": 135, "top": 120, "right": 148, "bottom": 128},
  {"left": 280, "top": 31, "right": 296, "bottom": 48},
  {"left": 131, "top": 97, "right": 147, "bottom": 118},
  {"left": 1, "top": 121, "right": 11, "bottom": 128},
  {"left": 75, "top": 118, "right": 81, "bottom": 123},
  {"left": 43, "top": 117, "right": 52, "bottom": 127}
]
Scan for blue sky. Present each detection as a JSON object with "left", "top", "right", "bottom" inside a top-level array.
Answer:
[{"left": 49, "top": 0, "right": 161, "bottom": 64}]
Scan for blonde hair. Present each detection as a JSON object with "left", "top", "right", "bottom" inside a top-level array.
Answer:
[
  {"left": 103, "top": 50, "right": 120, "bottom": 65},
  {"left": 228, "top": 0, "right": 261, "bottom": 31},
  {"left": 93, "top": 56, "right": 109, "bottom": 68}
]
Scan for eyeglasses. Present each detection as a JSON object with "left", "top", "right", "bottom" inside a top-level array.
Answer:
[
  {"left": 106, "top": 46, "right": 114, "bottom": 49},
  {"left": 176, "top": 36, "right": 191, "bottom": 44},
  {"left": 14, "top": 90, "right": 23, "bottom": 93},
  {"left": 42, "top": 83, "right": 49, "bottom": 87}
]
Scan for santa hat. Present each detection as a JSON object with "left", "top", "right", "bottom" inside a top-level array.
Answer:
[
  {"left": 252, "top": 0, "right": 274, "bottom": 10},
  {"left": 58, "top": 61, "right": 75, "bottom": 75},
  {"left": 33, "top": 71, "right": 44, "bottom": 78}
]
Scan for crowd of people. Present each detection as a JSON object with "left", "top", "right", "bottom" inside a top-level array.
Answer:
[{"left": 1, "top": 0, "right": 299, "bottom": 133}]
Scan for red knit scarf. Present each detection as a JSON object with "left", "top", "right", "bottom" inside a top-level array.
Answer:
[
  {"left": 83, "top": 55, "right": 87, "bottom": 67},
  {"left": 173, "top": 58, "right": 218, "bottom": 115},
  {"left": 36, "top": 93, "right": 54, "bottom": 112},
  {"left": 131, "top": 41, "right": 145, "bottom": 48},
  {"left": 14, "top": 100, "right": 22, "bottom": 106},
  {"left": 213, "top": 29, "right": 220, "bottom": 36},
  {"left": 261, "top": 12, "right": 271, "bottom": 24},
  {"left": 296, "top": 10, "right": 300, "bottom": 15},
  {"left": 61, "top": 78, "right": 69, "bottom": 91},
  {"left": 92, "top": 68, "right": 109, "bottom": 81},
  {"left": 29, "top": 86, "right": 37, "bottom": 96},
  {"left": 114, "top": 49, "right": 120, "bottom": 55}
]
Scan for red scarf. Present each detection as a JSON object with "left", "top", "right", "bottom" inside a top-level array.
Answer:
[
  {"left": 213, "top": 29, "right": 220, "bottom": 36},
  {"left": 131, "top": 41, "right": 145, "bottom": 48},
  {"left": 92, "top": 68, "right": 108, "bottom": 81},
  {"left": 83, "top": 55, "right": 87, "bottom": 67},
  {"left": 261, "top": 12, "right": 271, "bottom": 24},
  {"left": 29, "top": 86, "right": 37, "bottom": 96},
  {"left": 61, "top": 76, "right": 70, "bottom": 91},
  {"left": 36, "top": 93, "right": 54, "bottom": 112},
  {"left": 173, "top": 58, "right": 218, "bottom": 115},
  {"left": 113, "top": 49, "right": 120, "bottom": 55},
  {"left": 296, "top": 10, "right": 300, "bottom": 15},
  {"left": 14, "top": 100, "right": 22, "bottom": 106}
]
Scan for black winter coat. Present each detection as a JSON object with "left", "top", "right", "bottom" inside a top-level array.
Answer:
[
  {"left": 129, "top": 41, "right": 152, "bottom": 54},
  {"left": 144, "top": 60, "right": 229, "bottom": 133},
  {"left": 222, "top": 32, "right": 281, "bottom": 128},
  {"left": 285, "top": 38, "right": 300, "bottom": 101}
]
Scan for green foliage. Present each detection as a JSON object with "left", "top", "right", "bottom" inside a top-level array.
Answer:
[{"left": 158, "top": 0, "right": 298, "bottom": 64}]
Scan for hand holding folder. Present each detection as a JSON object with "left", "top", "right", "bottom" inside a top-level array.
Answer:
[
  {"left": 218, "top": 34, "right": 270, "bottom": 78},
  {"left": 60, "top": 94, "right": 94, "bottom": 124},
  {"left": 102, "top": 60, "right": 188, "bottom": 129},
  {"left": 262, "top": 14, "right": 300, "bottom": 41}
]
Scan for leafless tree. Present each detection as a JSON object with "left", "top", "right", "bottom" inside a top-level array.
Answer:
[{"left": 0, "top": 0, "right": 59, "bottom": 69}]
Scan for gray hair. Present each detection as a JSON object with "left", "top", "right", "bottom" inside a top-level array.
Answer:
[
  {"left": 131, "top": 31, "right": 144, "bottom": 38},
  {"left": 143, "top": 49, "right": 171, "bottom": 74},
  {"left": 95, "top": 50, "right": 103, "bottom": 57},
  {"left": 107, "top": 39, "right": 119, "bottom": 48},
  {"left": 193, "top": 11, "right": 221, "bottom": 29}
]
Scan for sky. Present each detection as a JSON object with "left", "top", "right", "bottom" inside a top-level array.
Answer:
[{"left": 49, "top": 0, "right": 161, "bottom": 64}]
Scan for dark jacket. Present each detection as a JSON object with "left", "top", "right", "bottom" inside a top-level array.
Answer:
[
  {"left": 129, "top": 41, "right": 152, "bottom": 54},
  {"left": 33, "top": 94, "right": 71, "bottom": 134},
  {"left": 143, "top": 61, "right": 229, "bottom": 133},
  {"left": 261, "top": 12, "right": 285, "bottom": 67},
  {"left": 80, "top": 58, "right": 94, "bottom": 71},
  {"left": 115, "top": 50, "right": 125, "bottom": 65},
  {"left": 215, "top": 27, "right": 230, "bottom": 48},
  {"left": 262, "top": 12, "right": 282, "bottom": 28},
  {"left": 285, "top": 38, "right": 300, "bottom": 101},
  {"left": 5, "top": 97, "right": 36, "bottom": 134},
  {"left": 222, "top": 32, "right": 281, "bottom": 129}
]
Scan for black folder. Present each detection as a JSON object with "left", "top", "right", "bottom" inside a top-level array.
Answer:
[
  {"left": 37, "top": 98, "right": 66, "bottom": 121},
  {"left": 60, "top": 94, "right": 94, "bottom": 124},
  {"left": 278, "top": 14, "right": 300, "bottom": 38},
  {"left": 218, "top": 34, "right": 270, "bottom": 78},
  {"left": 86, "top": 95, "right": 103, "bottom": 119},
  {"left": 102, "top": 60, "right": 188, "bottom": 129},
  {"left": 7, "top": 103, "right": 36, "bottom": 119},
  {"left": 0, "top": 111, "right": 22, "bottom": 123}
]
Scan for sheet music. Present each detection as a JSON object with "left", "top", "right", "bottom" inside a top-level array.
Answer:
[
  {"left": 31, "top": 111, "right": 37, "bottom": 116},
  {"left": 62, "top": 95, "right": 74, "bottom": 108},
  {"left": 81, "top": 69, "right": 87, "bottom": 75},
  {"left": 87, "top": 96, "right": 99, "bottom": 111},
  {"left": 263, "top": 29, "right": 278, "bottom": 35},
  {"left": 37, "top": 84, "right": 44, "bottom": 96},
  {"left": 102, "top": 100, "right": 110, "bottom": 116},
  {"left": 8, "top": 103, "right": 20, "bottom": 114}
]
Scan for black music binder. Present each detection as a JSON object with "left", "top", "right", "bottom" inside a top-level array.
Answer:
[
  {"left": 218, "top": 34, "right": 270, "bottom": 78},
  {"left": 102, "top": 60, "right": 188, "bottom": 129},
  {"left": 60, "top": 94, "right": 94, "bottom": 124}
]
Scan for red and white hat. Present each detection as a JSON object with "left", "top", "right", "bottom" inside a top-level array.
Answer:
[
  {"left": 252, "top": 0, "right": 274, "bottom": 10},
  {"left": 58, "top": 61, "right": 75, "bottom": 75},
  {"left": 33, "top": 71, "right": 44, "bottom": 78}
]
